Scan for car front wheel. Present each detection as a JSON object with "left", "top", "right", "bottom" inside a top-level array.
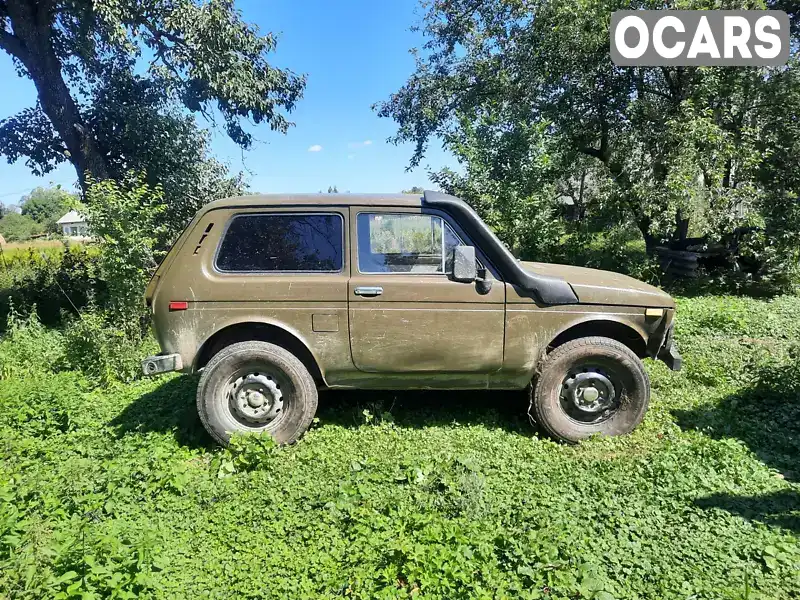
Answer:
[
  {"left": 196, "top": 341, "right": 318, "bottom": 446},
  {"left": 531, "top": 336, "right": 650, "bottom": 443}
]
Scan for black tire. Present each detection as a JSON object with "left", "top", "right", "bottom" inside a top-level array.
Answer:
[
  {"left": 531, "top": 336, "right": 650, "bottom": 443},
  {"left": 196, "top": 341, "right": 318, "bottom": 446}
]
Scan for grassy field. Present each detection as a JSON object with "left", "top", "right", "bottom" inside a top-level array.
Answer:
[
  {"left": 0, "top": 239, "right": 95, "bottom": 264},
  {"left": 1, "top": 294, "right": 799, "bottom": 599},
  {"left": 0, "top": 239, "right": 68, "bottom": 260},
  {"left": 0, "top": 239, "right": 66, "bottom": 250}
]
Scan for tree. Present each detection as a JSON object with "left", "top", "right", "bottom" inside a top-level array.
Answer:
[
  {"left": 0, "top": 211, "right": 42, "bottom": 241},
  {"left": 429, "top": 119, "right": 567, "bottom": 260},
  {"left": 378, "top": 0, "right": 800, "bottom": 270},
  {"left": 0, "top": 0, "right": 305, "bottom": 186},
  {"left": 82, "top": 72, "right": 248, "bottom": 239},
  {"left": 20, "top": 185, "right": 76, "bottom": 232},
  {"left": 402, "top": 186, "right": 425, "bottom": 194}
]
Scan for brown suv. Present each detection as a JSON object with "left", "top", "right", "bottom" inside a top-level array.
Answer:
[{"left": 143, "top": 191, "right": 681, "bottom": 445}]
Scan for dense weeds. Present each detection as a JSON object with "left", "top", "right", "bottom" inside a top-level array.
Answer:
[{"left": 0, "top": 293, "right": 798, "bottom": 599}]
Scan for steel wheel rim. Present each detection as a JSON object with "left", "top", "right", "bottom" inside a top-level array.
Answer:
[
  {"left": 559, "top": 364, "right": 621, "bottom": 425},
  {"left": 224, "top": 362, "right": 292, "bottom": 430}
]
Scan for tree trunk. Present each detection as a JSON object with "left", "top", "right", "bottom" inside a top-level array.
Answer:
[
  {"left": 636, "top": 216, "right": 657, "bottom": 255},
  {"left": 576, "top": 170, "right": 587, "bottom": 221},
  {"left": 674, "top": 208, "right": 689, "bottom": 242},
  {"left": 602, "top": 162, "right": 658, "bottom": 253},
  {"left": 2, "top": 0, "right": 109, "bottom": 186}
]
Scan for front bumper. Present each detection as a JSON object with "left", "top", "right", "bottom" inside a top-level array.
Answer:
[
  {"left": 142, "top": 353, "right": 183, "bottom": 376},
  {"left": 658, "top": 343, "right": 682, "bottom": 371},
  {"left": 657, "top": 324, "right": 682, "bottom": 371}
]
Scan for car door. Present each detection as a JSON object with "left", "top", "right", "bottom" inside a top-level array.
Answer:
[{"left": 348, "top": 207, "right": 505, "bottom": 373}]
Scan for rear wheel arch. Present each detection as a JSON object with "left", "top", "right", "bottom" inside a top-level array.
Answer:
[
  {"left": 193, "top": 322, "right": 324, "bottom": 385},
  {"left": 546, "top": 318, "right": 648, "bottom": 359}
]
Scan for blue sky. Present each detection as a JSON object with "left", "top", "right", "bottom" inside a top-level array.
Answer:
[{"left": 0, "top": 0, "right": 455, "bottom": 204}]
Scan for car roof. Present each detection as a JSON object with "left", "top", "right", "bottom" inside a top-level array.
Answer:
[{"left": 203, "top": 193, "right": 424, "bottom": 211}]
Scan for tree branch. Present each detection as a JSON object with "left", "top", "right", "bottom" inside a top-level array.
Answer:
[
  {"left": 0, "top": 26, "right": 27, "bottom": 60},
  {"left": 147, "top": 31, "right": 189, "bottom": 80},
  {"left": 148, "top": 28, "right": 189, "bottom": 58},
  {"left": 580, "top": 114, "right": 611, "bottom": 164},
  {"left": 580, "top": 146, "right": 604, "bottom": 161},
  {"left": 638, "top": 82, "right": 672, "bottom": 100},
  {"left": 35, "top": 0, "right": 53, "bottom": 32},
  {"left": 660, "top": 66, "right": 677, "bottom": 99}
]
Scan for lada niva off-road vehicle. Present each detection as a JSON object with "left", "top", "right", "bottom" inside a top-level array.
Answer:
[{"left": 143, "top": 191, "right": 681, "bottom": 445}]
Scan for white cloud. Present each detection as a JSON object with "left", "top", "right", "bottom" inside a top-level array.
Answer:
[
  {"left": 347, "top": 154, "right": 355, "bottom": 160},
  {"left": 348, "top": 140, "right": 373, "bottom": 149},
  {"left": 308, "top": 144, "right": 323, "bottom": 152}
]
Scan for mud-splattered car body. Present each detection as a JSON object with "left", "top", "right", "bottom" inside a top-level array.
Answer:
[{"left": 143, "top": 191, "right": 681, "bottom": 389}]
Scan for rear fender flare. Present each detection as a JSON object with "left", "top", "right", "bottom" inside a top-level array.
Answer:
[{"left": 192, "top": 317, "right": 325, "bottom": 383}]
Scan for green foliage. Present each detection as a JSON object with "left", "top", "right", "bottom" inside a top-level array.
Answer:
[
  {"left": 83, "top": 73, "right": 248, "bottom": 243},
  {"left": 1, "top": 294, "right": 799, "bottom": 598},
  {"left": 0, "top": 245, "right": 106, "bottom": 329},
  {"left": 735, "top": 189, "right": 800, "bottom": 291},
  {"left": 0, "top": 306, "right": 154, "bottom": 386},
  {"left": 0, "top": 0, "right": 305, "bottom": 186},
  {"left": 0, "top": 306, "right": 66, "bottom": 379},
  {"left": 215, "top": 433, "right": 278, "bottom": 477},
  {"left": 379, "top": 0, "right": 800, "bottom": 282},
  {"left": 0, "top": 212, "right": 43, "bottom": 242},
  {"left": 432, "top": 120, "right": 566, "bottom": 261},
  {"left": 83, "top": 174, "right": 166, "bottom": 327},
  {"left": 62, "top": 311, "right": 154, "bottom": 385},
  {"left": 20, "top": 186, "right": 78, "bottom": 233}
]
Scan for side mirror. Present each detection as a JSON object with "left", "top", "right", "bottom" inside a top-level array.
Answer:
[{"left": 451, "top": 245, "right": 477, "bottom": 282}]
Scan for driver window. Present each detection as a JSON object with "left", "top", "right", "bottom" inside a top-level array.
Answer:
[{"left": 357, "top": 213, "right": 461, "bottom": 274}]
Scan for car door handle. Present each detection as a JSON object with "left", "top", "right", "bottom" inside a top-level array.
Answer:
[{"left": 354, "top": 286, "right": 383, "bottom": 297}]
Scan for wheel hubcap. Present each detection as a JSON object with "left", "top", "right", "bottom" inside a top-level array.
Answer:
[
  {"left": 229, "top": 373, "right": 284, "bottom": 424},
  {"left": 560, "top": 367, "right": 618, "bottom": 423}
]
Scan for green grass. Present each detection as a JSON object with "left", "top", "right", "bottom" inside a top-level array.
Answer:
[
  {"left": 1, "top": 296, "right": 799, "bottom": 599},
  {"left": 0, "top": 239, "right": 91, "bottom": 262}
]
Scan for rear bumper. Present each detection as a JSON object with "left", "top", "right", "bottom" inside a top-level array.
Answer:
[{"left": 142, "top": 353, "right": 183, "bottom": 376}]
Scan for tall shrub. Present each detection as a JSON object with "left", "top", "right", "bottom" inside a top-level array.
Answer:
[
  {"left": 0, "top": 246, "right": 105, "bottom": 330},
  {"left": 83, "top": 174, "right": 166, "bottom": 331}
]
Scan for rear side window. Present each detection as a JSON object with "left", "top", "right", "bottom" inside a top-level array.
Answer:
[{"left": 216, "top": 213, "right": 343, "bottom": 272}]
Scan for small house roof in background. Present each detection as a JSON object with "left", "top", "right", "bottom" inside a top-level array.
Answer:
[{"left": 56, "top": 210, "right": 85, "bottom": 225}]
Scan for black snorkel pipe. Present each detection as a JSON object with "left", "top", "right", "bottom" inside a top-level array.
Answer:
[{"left": 422, "top": 190, "right": 578, "bottom": 305}]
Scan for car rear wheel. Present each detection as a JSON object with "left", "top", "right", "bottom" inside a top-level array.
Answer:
[
  {"left": 531, "top": 336, "right": 650, "bottom": 443},
  {"left": 196, "top": 341, "right": 318, "bottom": 446}
]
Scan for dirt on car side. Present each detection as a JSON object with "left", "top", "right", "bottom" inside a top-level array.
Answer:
[{"left": 143, "top": 190, "right": 680, "bottom": 445}]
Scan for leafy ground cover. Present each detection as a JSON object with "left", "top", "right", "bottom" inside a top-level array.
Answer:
[{"left": 1, "top": 295, "right": 798, "bottom": 599}]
